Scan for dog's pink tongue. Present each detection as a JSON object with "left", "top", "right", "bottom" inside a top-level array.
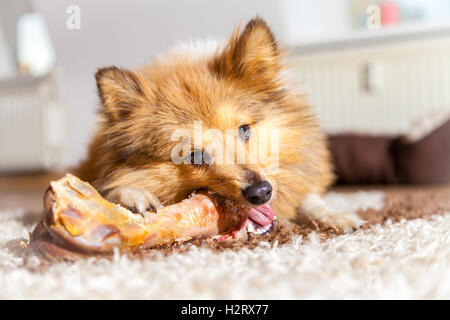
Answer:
[{"left": 248, "top": 205, "right": 274, "bottom": 227}]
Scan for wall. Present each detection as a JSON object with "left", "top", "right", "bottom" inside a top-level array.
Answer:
[{"left": 0, "top": 25, "right": 15, "bottom": 78}]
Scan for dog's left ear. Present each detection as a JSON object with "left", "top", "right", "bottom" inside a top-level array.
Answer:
[
  {"left": 211, "top": 17, "right": 283, "bottom": 90},
  {"left": 95, "top": 66, "right": 149, "bottom": 122}
]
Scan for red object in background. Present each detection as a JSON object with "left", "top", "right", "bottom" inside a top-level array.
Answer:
[{"left": 381, "top": 1, "right": 399, "bottom": 25}]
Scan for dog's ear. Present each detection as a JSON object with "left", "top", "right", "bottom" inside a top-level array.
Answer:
[
  {"left": 95, "top": 66, "right": 149, "bottom": 121},
  {"left": 211, "top": 17, "right": 283, "bottom": 90}
]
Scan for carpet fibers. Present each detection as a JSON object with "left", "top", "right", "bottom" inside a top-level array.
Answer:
[{"left": 0, "top": 187, "right": 449, "bottom": 299}]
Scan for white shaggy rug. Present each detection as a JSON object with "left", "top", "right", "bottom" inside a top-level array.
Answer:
[{"left": 0, "top": 191, "right": 449, "bottom": 299}]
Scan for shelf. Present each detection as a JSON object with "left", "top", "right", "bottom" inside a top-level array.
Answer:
[{"left": 290, "top": 21, "right": 450, "bottom": 55}]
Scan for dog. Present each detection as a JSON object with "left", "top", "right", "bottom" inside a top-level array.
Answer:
[{"left": 77, "top": 17, "right": 363, "bottom": 233}]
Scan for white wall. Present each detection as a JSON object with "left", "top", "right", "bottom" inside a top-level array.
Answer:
[
  {"left": 31, "top": 0, "right": 349, "bottom": 167},
  {"left": 0, "top": 25, "right": 15, "bottom": 78}
]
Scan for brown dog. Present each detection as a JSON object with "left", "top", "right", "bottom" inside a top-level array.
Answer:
[{"left": 78, "top": 17, "right": 363, "bottom": 233}]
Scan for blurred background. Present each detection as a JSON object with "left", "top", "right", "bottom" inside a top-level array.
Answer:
[{"left": 1, "top": 0, "right": 450, "bottom": 209}]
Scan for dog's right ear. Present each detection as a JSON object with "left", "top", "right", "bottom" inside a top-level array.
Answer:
[
  {"left": 210, "top": 17, "right": 284, "bottom": 93},
  {"left": 95, "top": 66, "right": 149, "bottom": 121}
]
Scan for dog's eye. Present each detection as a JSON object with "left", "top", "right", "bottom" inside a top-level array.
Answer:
[
  {"left": 238, "top": 124, "right": 251, "bottom": 142},
  {"left": 187, "top": 149, "right": 211, "bottom": 166}
]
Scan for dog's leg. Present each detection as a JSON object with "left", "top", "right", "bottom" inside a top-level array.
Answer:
[
  {"left": 299, "top": 194, "right": 365, "bottom": 233},
  {"left": 106, "top": 186, "right": 163, "bottom": 214}
]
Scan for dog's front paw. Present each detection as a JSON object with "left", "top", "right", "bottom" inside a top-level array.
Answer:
[
  {"left": 319, "top": 211, "right": 365, "bottom": 233},
  {"left": 107, "top": 186, "right": 162, "bottom": 214}
]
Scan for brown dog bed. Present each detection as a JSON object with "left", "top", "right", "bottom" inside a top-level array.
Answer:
[{"left": 329, "top": 112, "right": 450, "bottom": 184}]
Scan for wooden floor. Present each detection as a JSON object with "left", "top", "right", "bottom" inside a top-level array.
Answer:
[{"left": 0, "top": 171, "right": 64, "bottom": 212}]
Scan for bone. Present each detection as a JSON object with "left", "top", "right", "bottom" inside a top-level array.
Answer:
[{"left": 29, "top": 174, "right": 249, "bottom": 258}]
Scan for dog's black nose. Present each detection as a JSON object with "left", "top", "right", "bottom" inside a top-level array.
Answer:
[{"left": 242, "top": 181, "right": 272, "bottom": 205}]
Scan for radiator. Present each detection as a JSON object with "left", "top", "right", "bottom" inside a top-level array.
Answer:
[
  {"left": 289, "top": 34, "right": 450, "bottom": 135},
  {"left": 0, "top": 72, "right": 64, "bottom": 172}
]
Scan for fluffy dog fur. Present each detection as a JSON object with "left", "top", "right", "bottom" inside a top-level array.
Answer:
[{"left": 77, "top": 18, "right": 363, "bottom": 231}]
